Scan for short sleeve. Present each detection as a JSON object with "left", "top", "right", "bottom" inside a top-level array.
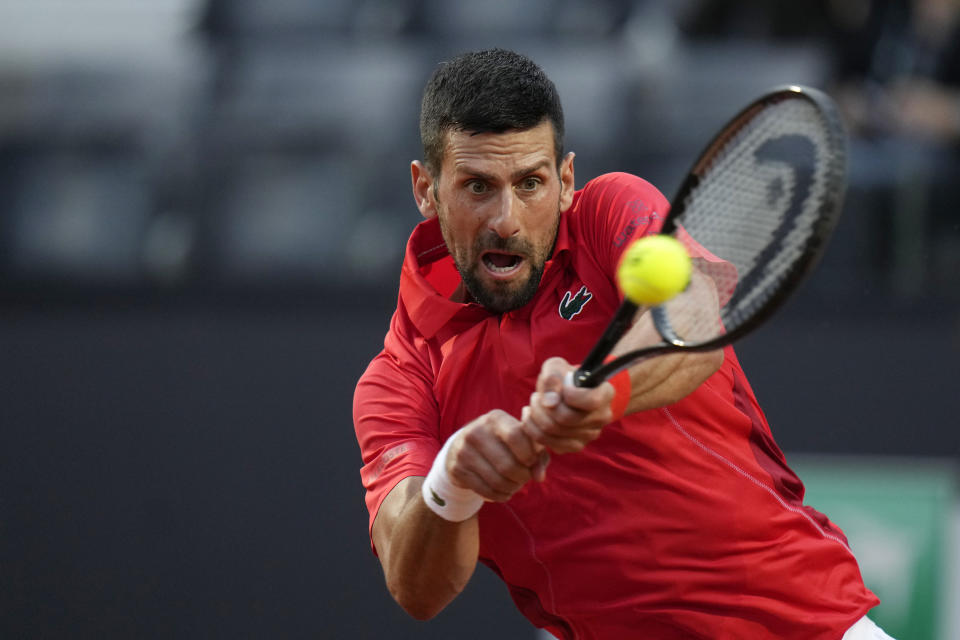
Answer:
[
  {"left": 353, "top": 346, "right": 441, "bottom": 551},
  {"left": 571, "top": 172, "right": 671, "bottom": 276}
]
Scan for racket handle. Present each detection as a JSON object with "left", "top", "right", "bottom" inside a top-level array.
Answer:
[{"left": 573, "top": 300, "right": 639, "bottom": 387}]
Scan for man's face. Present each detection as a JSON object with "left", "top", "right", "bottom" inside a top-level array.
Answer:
[{"left": 429, "top": 121, "right": 575, "bottom": 313}]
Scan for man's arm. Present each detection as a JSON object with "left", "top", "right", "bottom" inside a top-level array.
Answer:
[
  {"left": 371, "top": 410, "right": 547, "bottom": 619},
  {"left": 372, "top": 476, "right": 478, "bottom": 620}
]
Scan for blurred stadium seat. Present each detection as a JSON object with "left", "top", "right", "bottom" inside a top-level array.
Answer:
[
  {"left": 194, "top": 39, "right": 424, "bottom": 284},
  {"left": 199, "top": 0, "right": 419, "bottom": 39},
  {"left": 0, "top": 26, "right": 203, "bottom": 286},
  {"left": 204, "top": 41, "right": 423, "bottom": 155},
  {"left": 0, "top": 0, "right": 955, "bottom": 301},
  {"left": 1, "top": 144, "right": 150, "bottom": 284}
]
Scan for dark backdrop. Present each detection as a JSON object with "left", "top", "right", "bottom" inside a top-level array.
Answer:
[{"left": 1, "top": 274, "right": 957, "bottom": 638}]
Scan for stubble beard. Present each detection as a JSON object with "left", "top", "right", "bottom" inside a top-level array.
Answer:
[{"left": 439, "top": 213, "right": 560, "bottom": 314}]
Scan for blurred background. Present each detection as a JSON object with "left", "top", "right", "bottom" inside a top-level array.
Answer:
[{"left": 0, "top": 0, "right": 958, "bottom": 638}]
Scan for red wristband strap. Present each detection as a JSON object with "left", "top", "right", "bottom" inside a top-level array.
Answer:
[{"left": 605, "top": 356, "right": 632, "bottom": 422}]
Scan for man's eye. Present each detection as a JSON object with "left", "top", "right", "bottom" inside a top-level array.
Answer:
[
  {"left": 519, "top": 177, "right": 541, "bottom": 191},
  {"left": 468, "top": 181, "right": 487, "bottom": 194}
]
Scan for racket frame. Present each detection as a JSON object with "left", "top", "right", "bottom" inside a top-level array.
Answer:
[{"left": 573, "top": 85, "right": 847, "bottom": 388}]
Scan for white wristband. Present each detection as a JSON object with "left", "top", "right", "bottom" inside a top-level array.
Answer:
[{"left": 422, "top": 433, "right": 484, "bottom": 522}]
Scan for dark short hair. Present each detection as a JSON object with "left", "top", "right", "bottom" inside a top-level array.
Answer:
[{"left": 419, "top": 48, "right": 565, "bottom": 176}]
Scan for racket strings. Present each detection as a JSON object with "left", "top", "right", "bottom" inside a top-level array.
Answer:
[{"left": 661, "top": 97, "right": 844, "bottom": 345}]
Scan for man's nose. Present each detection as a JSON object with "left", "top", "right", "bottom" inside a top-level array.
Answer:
[{"left": 488, "top": 189, "right": 521, "bottom": 238}]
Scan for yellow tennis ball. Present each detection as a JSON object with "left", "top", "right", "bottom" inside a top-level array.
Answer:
[{"left": 617, "top": 235, "right": 692, "bottom": 305}]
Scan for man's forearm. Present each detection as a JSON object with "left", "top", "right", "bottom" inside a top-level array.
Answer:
[
  {"left": 621, "top": 349, "right": 723, "bottom": 414},
  {"left": 373, "top": 476, "right": 479, "bottom": 620},
  {"left": 614, "top": 267, "right": 724, "bottom": 413}
]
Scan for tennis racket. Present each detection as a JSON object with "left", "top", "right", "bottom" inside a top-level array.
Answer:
[{"left": 573, "top": 84, "right": 847, "bottom": 387}]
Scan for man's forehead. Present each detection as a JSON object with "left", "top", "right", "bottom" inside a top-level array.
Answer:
[{"left": 442, "top": 122, "right": 557, "bottom": 174}]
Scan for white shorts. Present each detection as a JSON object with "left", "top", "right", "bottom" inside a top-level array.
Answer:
[{"left": 843, "top": 616, "right": 897, "bottom": 640}]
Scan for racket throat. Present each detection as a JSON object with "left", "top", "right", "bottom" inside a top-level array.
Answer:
[
  {"left": 651, "top": 306, "right": 689, "bottom": 347},
  {"left": 577, "top": 301, "right": 640, "bottom": 377}
]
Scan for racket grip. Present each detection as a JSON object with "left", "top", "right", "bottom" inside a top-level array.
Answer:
[{"left": 571, "top": 367, "right": 600, "bottom": 388}]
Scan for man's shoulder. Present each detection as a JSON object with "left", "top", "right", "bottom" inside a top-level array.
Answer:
[
  {"left": 356, "top": 305, "right": 433, "bottom": 393},
  {"left": 571, "top": 172, "right": 669, "bottom": 222},
  {"left": 563, "top": 172, "right": 669, "bottom": 251}
]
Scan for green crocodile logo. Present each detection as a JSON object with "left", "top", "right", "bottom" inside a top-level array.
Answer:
[{"left": 559, "top": 285, "right": 593, "bottom": 320}]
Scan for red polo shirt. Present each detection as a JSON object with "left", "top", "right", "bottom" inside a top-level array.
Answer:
[{"left": 353, "top": 172, "right": 878, "bottom": 639}]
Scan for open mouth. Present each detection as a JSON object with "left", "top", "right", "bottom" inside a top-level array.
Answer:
[{"left": 481, "top": 251, "right": 524, "bottom": 276}]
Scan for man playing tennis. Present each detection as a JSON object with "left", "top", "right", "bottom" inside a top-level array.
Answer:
[{"left": 353, "top": 48, "right": 891, "bottom": 639}]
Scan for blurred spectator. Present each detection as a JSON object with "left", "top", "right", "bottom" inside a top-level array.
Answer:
[
  {"left": 830, "top": 0, "right": 960, "bottom": 143},
  {"left": 824, "top": 0, "right": 960, "bottom": 298},
  {"left": 678, "top": 0, "right": 835, "bottom": 41}
]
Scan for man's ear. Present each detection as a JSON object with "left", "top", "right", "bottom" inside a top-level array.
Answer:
[
  {"left": 411, "top": 160, "right": 438, "bottom": 219},
  {"left": 559, "top": 151, "right": 576, "bottom": 213}
]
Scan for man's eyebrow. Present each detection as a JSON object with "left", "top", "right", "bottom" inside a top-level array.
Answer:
[
  {"left": 511, "top": 160, "right": 551, "bottom": 181},
  {"left": 456, "top": 166, "right": 495, "bottom": 181},
  {"left": 455, "top": 160, "right": 552, "bottom": 182}
]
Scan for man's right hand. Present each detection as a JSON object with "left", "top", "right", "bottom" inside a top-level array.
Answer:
[{"left": 444, "top": 409, "right": 550, "bottom": 502}]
